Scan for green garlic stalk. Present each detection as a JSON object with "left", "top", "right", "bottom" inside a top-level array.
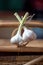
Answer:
[
  {"left": 14, "top": 13, "right": 21, "bottom": 24},
  {"left": 18, "top": 12, "right": 29, "bottom": 33},
  {"left": 14, "top": 12, "right": 29, "bottom": 33}
]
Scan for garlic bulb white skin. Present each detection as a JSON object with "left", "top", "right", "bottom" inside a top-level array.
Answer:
[
  {"left": 22, "top": 27, "right": 37, "bottom": 42},
  {"left": 10, "top": 30, "right": 23, "bottom": 44}
]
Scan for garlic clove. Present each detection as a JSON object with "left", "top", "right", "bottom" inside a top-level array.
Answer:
[{"left": 22, "top": 27, "right": 37, "bottom": 42}]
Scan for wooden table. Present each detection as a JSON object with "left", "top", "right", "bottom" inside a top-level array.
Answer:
[{"left": 0, "top": 39, "right": 43, "bottom": 52}]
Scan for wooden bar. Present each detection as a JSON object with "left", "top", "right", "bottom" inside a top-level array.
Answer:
[
  {"left": 0, "top": 39, "right": 43, "bottom": 52},
  {"left": 23, "top": 56, "right": 43, "bottom": 65},
  {"left": 0, "top": 20, "right": 43, "bottom": 28}
]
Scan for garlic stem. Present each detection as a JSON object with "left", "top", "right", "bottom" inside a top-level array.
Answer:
[
  {"left": 14, "top": 12, "right": 29, "bottom": 35},
  {"left": 21, "top": 12, "right": 29, "bottom": 26},
  {"left": 14, "top": 12, "right": 21, "bottom": 24},
  {"left": 18, "top": 12, "right": 29, "bottom": 33}
]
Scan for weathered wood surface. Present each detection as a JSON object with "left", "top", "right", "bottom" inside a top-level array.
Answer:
[
  {"left": 0, "top": 20, "right": 43, "bottom": 28},
  {"left": 23, "top": 56, "right": 43, "bottom": 65},
  {"left": 0, "top": 39, "right": 43, "bottom": 52},
  {"left": 0, "top": 56, "right": 43, "bottom": 65}
]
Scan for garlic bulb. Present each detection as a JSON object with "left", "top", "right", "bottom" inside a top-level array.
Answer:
[
  {"left": 22, "top": 27, "right": 37, "bottom": 42},
  {"left": 10, "top": 30, "right": 23, "bottom": 44}
]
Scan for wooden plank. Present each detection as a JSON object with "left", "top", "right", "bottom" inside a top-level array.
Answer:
[
  {"left": 26, "top": 39, "right": 43, "bottom": 47},
  {"left": 0, "top": 39, "right": 43, "bottom": 52},
  {"left": 23, "top": 56, "right": 43, "bottom": 65},
  {"left": 0, "top": 20, "right": 43, "bottom": 28},
  {"left": 0, "top": 56, "right": 39, "bottom": 62},
  {"left": 0, "top": 56, "right": 43, "bottom": 65}
]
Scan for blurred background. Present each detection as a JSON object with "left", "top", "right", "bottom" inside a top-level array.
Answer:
[
  {"left": 0, "top": 0, "right": 43, "bottom": 39},
  {"left": 0, "top": 0, "right": 43, "bottom": 14}
]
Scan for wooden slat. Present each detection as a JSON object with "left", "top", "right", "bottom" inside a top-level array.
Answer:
[
  {"left": 0, "top": 39, "right": 43, "bottom": 52},
  {"left": 0, "top": 20, "right": 43, "bottom": 28},
  {"left": 0, "top": 56, "right": 42, "bottom": 65}
]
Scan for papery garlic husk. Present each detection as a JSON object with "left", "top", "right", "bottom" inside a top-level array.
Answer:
[
  {"left": 22, "top": 27, "right": 37, "bottom": 42},
  {"left": 10, "top": 30, "right": 23, "bottom": 44}
]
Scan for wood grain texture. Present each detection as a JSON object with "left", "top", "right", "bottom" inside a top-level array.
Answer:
[
  {"left": 0, "top": 56, "right": 43, "bottom": 65},
  {"left": 0, "top": 20, "right": 43, "bottom": 28},
  {"left": 0, "top": 39, "right": 43, "bottom": 52},
  {"left": 23, "top": 56, "right": 43, "bottom": 65}
]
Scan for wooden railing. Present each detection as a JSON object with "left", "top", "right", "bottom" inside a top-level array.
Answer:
[{"left": 0, "top": 20, "right": 43, "bottom": 28}]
